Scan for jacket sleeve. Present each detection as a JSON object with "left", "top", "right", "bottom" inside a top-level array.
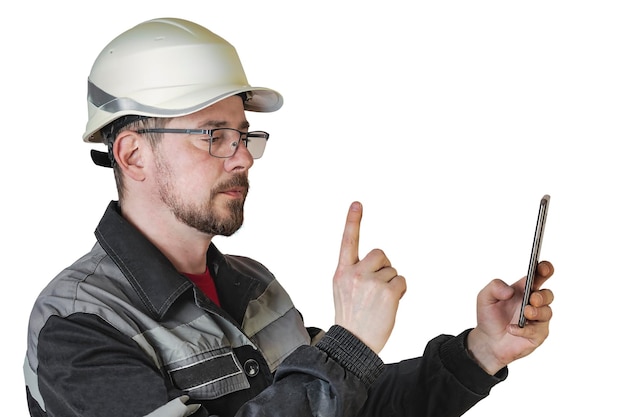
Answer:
[
  {"left": 34, "top": 313, "right": 502, "bottom": 417},
  {"left": 358, "top": 329, "right": 508, "bottom": 417}
]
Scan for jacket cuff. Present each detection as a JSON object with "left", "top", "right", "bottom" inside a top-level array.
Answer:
[
  {"left": 316, "top": 325, "right": 384, "bottom": 388},
  {"left": 439, "top": 328, "right": 508, "bottom": 395}
]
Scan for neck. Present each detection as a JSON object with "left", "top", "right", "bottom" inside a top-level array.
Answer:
[{"left": 120, "top": 199, "right": 213, "bottom": 275}]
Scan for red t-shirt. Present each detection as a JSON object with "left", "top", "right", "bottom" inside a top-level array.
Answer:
[{"left": 184, "top": 267, "right": 221, "bottom": 307}]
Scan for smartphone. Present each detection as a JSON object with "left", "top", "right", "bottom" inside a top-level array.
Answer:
[{"left": 518, "top": 194, "right": 550, "bottom": 328}]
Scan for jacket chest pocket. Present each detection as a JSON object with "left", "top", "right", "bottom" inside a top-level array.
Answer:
[{"left": 168, "top": 350, "right": 253, "bottom": 400}]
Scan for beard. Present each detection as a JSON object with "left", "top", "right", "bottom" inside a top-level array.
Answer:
[{"left": 155, "top": 156, "right": 249, "bottom": 236}]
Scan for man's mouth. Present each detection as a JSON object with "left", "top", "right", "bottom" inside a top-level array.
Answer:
[
  {"left": 220, "top": 187, "right": 247, "bottom": 198},
  {"left": 213, "top": 175, "right": 249, "bottom": 199}
]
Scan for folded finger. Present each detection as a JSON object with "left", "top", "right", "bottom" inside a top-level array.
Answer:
[
  {"left": 530, "top": 288, "right": 555, "bottom": 307},
  {"left": 532, "top": 260, "right": 554, "bottom": 289},
  {"left": 524, "top": 303, "right": 553, "bottom": 323}
]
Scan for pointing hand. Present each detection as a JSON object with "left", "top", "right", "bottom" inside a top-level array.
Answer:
[{"left": 332, "top": 201, "right": 407, "bottom": 353}]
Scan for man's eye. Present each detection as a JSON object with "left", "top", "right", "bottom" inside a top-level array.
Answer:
[
  {"left": 200, "top": 135, "right": 221, "bottom": 144},
  {"left": 209, "top": 133, "right": 225, "bottom": 144}
]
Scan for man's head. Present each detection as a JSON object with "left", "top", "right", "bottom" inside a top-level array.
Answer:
[{"left": 84, "top": 18, "right": 282, "bottom": 237}]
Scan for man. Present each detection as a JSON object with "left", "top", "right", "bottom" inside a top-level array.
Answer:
[{"left": 24, "top": 17, "right": 555, "bottom": 417}]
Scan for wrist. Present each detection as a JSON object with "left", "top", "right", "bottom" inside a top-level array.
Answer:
[{"left": 466, "top": 328, "right": 506, "bottom": 375}]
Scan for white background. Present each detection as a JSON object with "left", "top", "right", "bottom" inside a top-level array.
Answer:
[{"left": 3, "top": 1, "right": 624, "bottom": 415}]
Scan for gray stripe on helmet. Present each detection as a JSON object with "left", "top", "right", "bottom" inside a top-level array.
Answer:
[{"left": 88, "top": 80, "right": 240, "bottom": 116}]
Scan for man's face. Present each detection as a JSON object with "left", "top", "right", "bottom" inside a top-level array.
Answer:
[{"left": 151, "top": 95, "right": 254, "bottom": 236}]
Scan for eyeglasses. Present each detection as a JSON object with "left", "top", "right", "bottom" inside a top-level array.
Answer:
[{"left": 134, "top": 128, "right": 270, "bottom": 159}]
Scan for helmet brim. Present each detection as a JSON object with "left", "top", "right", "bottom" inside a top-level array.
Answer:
[{"left": 83, "top": 84, "right": 282, "bottom": 143}]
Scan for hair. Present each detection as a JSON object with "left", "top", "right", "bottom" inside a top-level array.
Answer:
[{"left": 104, "top": 117, "right": 172, "bottom": 200}]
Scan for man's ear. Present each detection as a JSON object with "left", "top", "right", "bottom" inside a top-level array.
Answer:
[{"left": 112, "top": 131, "right": 147, "bottom": 181}]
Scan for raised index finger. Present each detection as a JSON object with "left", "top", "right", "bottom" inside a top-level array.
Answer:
[{"left": 338, "top": 201, "right": 363, "bottom": 266}]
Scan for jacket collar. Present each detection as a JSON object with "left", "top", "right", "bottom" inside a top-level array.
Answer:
[{"left": 94, "top": 201, "right": 194, "bottom": 319}]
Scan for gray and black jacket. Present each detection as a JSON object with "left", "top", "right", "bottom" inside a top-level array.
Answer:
[{"left": 24, "top": 201, "right": 506, "bottom": 417}]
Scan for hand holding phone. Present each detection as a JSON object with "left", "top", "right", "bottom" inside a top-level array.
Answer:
[{"left": 518, "top": 195, "right": 550, "bottom": 328}]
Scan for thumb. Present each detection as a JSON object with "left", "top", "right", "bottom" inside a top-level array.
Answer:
[{"left": 338, "top": 201, "right": 362, "bottom": 266}]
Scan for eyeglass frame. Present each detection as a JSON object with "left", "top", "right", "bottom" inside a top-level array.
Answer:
[{"left": 133, "top": 127, "right": 270, "bottom": 159}]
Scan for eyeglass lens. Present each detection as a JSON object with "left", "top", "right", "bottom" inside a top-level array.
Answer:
[{"left": 210, "top": 129, "right": 266, "bottom": 159}]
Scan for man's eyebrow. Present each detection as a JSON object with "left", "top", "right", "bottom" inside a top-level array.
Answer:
[{"left": 198, "top": 120, "right": 250, "bottom": 130}]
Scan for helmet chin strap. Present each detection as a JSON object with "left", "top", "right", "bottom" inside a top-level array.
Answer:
[{"left": 91, "top": 149, "right": 113, "bottom": 168}]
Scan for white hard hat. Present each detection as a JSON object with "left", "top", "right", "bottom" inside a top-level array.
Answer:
[{"left": 83, "top": 17, "right": 283, "bottom": 144}]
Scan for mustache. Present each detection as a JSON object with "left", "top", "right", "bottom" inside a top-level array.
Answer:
[{"left": 213, "top": 174, "right": 249, "bottom": 194}]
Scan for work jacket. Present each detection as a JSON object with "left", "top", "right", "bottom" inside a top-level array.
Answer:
[{"left": 24, "top": 201, "right": 506, "bottom": 417}]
